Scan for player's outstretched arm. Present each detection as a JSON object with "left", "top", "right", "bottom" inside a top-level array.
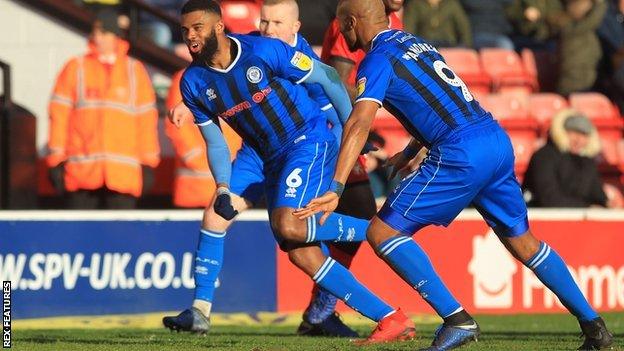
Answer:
[
  {"left": 198, "top": 122, "right": 238, "bottom": 220},
  {"left": 294, "top": 100, "right": 379, "bottom": 223},
  {"left": 304, "top": 59, "right": 352, "bottom": 126}
]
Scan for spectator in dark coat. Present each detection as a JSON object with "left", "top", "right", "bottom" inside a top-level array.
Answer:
[
  {"left": 461, "top": 0, "right": 515, "bottom": 49},
  {"left": 403, "top": 0, "right": 473, "bottom": 47},
  {"left": 556, "top": 0, "right": 608, "bottom": 96},
  {"left": 597, "top": 0, "right": 624, "bottom": 112},
  {"left": 507, "top": 0, "right": 563, "bottom": 50},
  {"left": 523, "top": 109, "right": 613, "bottom": 208}
]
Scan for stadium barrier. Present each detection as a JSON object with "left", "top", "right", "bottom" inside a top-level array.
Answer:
[{"left": 1, "top": 209, "right": 623, "bottom": 320}]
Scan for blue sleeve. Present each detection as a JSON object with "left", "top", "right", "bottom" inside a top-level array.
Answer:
[
  {"left": 355, "top": 54, "right": 392, "bottom": 106},
  {"left": 304, "top": 59, "right": 352, "bottom": 126},
  {"left": 180, "top": 72, "right": 215, "bottom": 126},
  {"left": 198, "top": 121, "right": 232, "bottom": 187},
  {"left": 259, "top": 38, "right": 315, "bottom": 84}
]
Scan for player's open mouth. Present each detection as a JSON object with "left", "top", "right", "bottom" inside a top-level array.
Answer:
[{"left": 189, "top": 42, "right": 201, "bottom": 53}]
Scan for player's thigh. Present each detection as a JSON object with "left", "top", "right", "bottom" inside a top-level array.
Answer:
[
  {"left": 267, "top": 139, "right": 338, "bottom": 211},
  {"left": 202, "top": 193, "right": 252, "bottom": 232},
  {"left": 379, "top": 148, "right": 479, "bottom": 234},
  {"left": 230, "top": 144, "right": 266, "bottom": 206},
  {"left": 472, "top": 138, "right": 529, "bottom": 238},
  {"left": 335, "top": 180, "right": 377, "bottom": 220}
]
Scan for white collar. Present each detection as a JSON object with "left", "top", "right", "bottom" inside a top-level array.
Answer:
[
  {"left": 289, "top": 33, "right": 298, "bottom": 48},
  {"left": 208, "top": 36, "right": 242, "bottom": 73}
]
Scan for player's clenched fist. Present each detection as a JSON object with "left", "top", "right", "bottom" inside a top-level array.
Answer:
[{"left": 168, "top": 101, "right": 194, "bottom": 128}]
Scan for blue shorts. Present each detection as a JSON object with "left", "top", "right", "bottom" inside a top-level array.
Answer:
[
  {"left": 265, "top": 139, "right": 338, "bottom": 211},
  {"left": 379, "top": 121, "right": 529, "bottom": 238},
  {"left": 230, "top": 144, "right": 266, "bottom": 205}
]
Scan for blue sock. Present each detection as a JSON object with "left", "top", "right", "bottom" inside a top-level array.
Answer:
[
  {"left": 306, "top": 213, "right": 368, "bottom": 243},
  {"left": 313, "top": 257, "right": 394, "bottom": 322},
  {"left": 526, "top": 242, "right": 598, "bottom": 321},
  {"left": 194, "top": 229, "right": 225, "bottom": 302},
  {"left": 378, "top": 236, "right": 462, "bottom": 318}
]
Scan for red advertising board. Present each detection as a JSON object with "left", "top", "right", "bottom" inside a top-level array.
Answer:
[{"left": 277, "top": 211, "right": 624, "bottom": 315}]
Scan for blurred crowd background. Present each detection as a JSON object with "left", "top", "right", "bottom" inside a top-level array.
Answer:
[{"left": 1, "top": 0, "right": 623, "bottom": 210}]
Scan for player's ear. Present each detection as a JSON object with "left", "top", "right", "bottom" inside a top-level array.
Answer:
[
  {"left": 293, "top": 20, "right": 301, "bottom": 33},
  {"left": 214, "top": 19, "right": 225, "bottom": 34}
]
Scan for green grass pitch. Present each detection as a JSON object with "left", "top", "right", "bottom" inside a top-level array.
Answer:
[{"left": 12, "top": 313, "right": 623, "bottom": 350}]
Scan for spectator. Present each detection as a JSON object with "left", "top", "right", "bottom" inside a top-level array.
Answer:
[
  {"left": 47, "top": 10, "right": 160, "bottom": 209},
  {"left": 461, "top": 0, "right": 516, "bottom": 50},
  {"left": 80, "top": 0, "right": 130, "bottom": 31},
  {"left": 556, "top": 0, "right": 608, "bottom": 96},
  {"left": 139, "top": 0, "right": 186, "bottom": 49},
  {"left": 597, "top": 0, "right": 624, "bottom": 112},
  {"left": 297, "top": 0, "right": 339, "bottom": 45},
  {"left": 507, "top": 0, "right": 563, "bottom": 50},
  {"left": 523, "top": 109, "right": 613, "bottom": 208},
  {"left": 403, "top": 0, "right": 472, "bottom": 48},
  {"left": 164, "top": 70, "right": 242, "bottom": 208}
]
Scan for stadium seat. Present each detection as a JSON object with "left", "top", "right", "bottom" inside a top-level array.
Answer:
[
  {"left": 221, "top": 1, "right": 261, "bottom": 34},
  {"left": 509, "top": 134, "right": 538, "bottom": 181},
  {"left": 480, "top": 49, "right": 535, "bottom": 95},
  {"left": 603, "top": 183, "right": 624, "bottom": 208},
  {"left": 521, "top": 49, "right": 558, "bottom": 93},
  {"left": 569, "top": 93, "right": 624, "bottom": 142},
  {"left": 439, "top": 48, "right": 491, "bottom": 96},
  {"left": 480, "top": 94, "right": 539, "bottom": 135},
  {"left": 372, "top": 108, "right": 410, "bottom": 156},
  {"left": 528, "top": 93, "right": 569, "bottom": 136},
  {"left": 569, "top": 92, "right": 619, "bottom": 120}
]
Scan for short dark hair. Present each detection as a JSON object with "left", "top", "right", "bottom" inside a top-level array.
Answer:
[{"left": 181, "top": 0, "right": 222, "bottom": 16}]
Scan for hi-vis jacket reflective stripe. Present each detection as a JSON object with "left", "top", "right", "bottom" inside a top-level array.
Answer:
[
  {"left": 165, "top": 70, "right": 241, "bottom": 208},
  {"left": 47, "top": 39, "right": 160, "bottom": 197}
]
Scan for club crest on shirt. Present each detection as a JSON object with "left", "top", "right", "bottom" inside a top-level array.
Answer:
[
  {"left": 357, "top": 77, "right": 367, "bottom": 97},
  {"left": 290, "top": 51, "right": 312, "bottom": 71},
  {"left": 246, "top": 66, "right": 263, "bottom": 84}
]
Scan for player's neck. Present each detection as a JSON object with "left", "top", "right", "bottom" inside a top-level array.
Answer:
[
  {"left": 209, "top": 37, "right": 237, "bottom": 69},
  {"left": 362, "top": 26, "right": 388, "bottom": 52}
]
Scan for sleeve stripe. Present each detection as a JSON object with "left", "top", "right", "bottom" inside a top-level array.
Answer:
[
  {"left": 320, "top": 103, "right": 334, "bottom": 111},
  {"left": 354, "top": 97, "right": 383, "bottom": 106},
  {"left": 195, "top": 120, "right": 214, "bottom": 126}
]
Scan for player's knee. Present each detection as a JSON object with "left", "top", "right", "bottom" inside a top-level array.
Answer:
[
  {"left": 202, "top": 205, "right": 231, "bottom": 232},
  {"left": 271, "top": 214, "right": 307, "bottom": 243},
  {"left": 366, "top": 227, "right": 386, "bottom": 250}
]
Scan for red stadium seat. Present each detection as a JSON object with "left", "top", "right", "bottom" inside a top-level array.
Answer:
[
  {"left": 221, "top": 1, "right": 260, "bottom": 34},
  {"left": 521, "top": 49, "right": 558, "bottom": 92},
  {"left": 527, "top": 93, "right": 569, "bottom": 136},
  {"left": 480, "top": 94, "right": 529, "bottom": 120},
  {"left": 439, "top": 48, "right": 491, "bottom": 96},
  {"left": 569, "top": 93, "right": 624, "bottom": 142},
  {"left": 480, "top": 49, "right": 535, "bottom": 95},
  {"left": 509, "top": 134, "right": 538, "bottom": 181},
  {"left": 569, "top": 93, "right": 619, "bottom": 119},
  {"left": 603, "top": 183, "right": 624, "bottom": 208}
]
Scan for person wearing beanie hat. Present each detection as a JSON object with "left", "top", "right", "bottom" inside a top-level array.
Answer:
[
  {"left": 523, "top": 109, "right": 615, "bottom": 208},
  {"left": 45, "top": 8, "right": 160, "bottom": 209}
]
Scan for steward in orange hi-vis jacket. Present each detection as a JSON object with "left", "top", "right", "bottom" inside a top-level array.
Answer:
[
  {"left": 46, "top": 10, "right": 160, "bottom": 208},
  {"left": 165, "top": 70, "right": 241, "bottom": 208}
]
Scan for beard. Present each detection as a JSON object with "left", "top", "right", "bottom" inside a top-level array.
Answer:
[{"left": 191, "top": 31, "right": 219, "bottom": 64}]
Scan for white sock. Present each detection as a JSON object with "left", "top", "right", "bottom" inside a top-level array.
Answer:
[{"left": 192, "top": 299, "right": 212, "bottom": 318}]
